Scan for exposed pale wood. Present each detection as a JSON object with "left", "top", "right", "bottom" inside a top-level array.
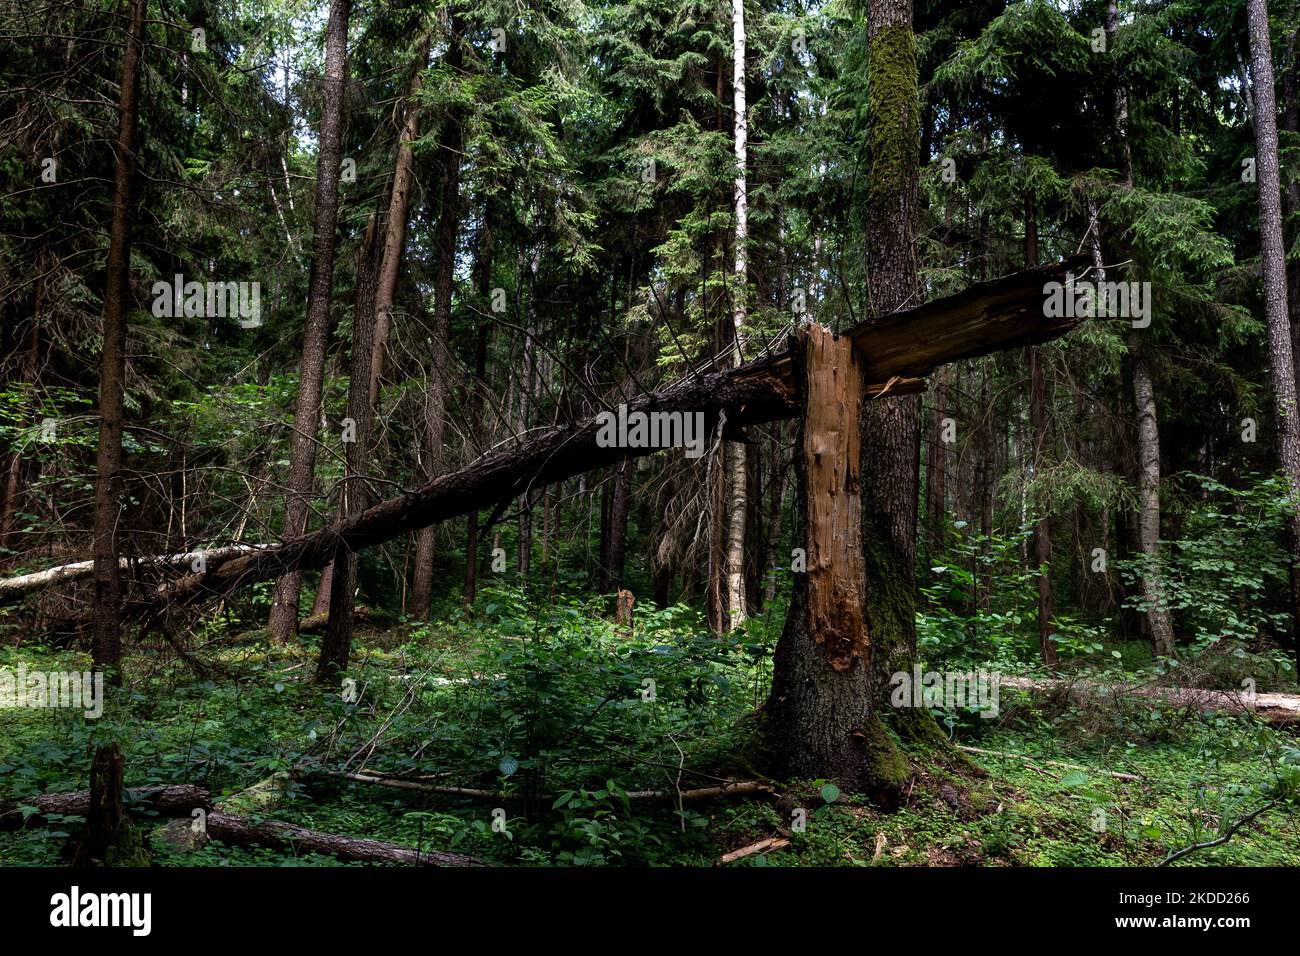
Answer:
[
  {"left": 720, "top": 835, "right": 789, "bottom": 863},
  {"left": 0, "top": 545, "right": 270, "bottom": 603},
  {"left": 847, "top": 255, "right": 1092, "bottom": 381},
  {"left": 127, "top": 259, "right": 1082, "bottom": 610},
  {"left": 802, "top": 326, "right": 868, "bottom": 671}
]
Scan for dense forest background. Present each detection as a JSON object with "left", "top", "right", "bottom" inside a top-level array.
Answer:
[{"left": 1, "top": 0, "right": 1299, "bottom": 868}]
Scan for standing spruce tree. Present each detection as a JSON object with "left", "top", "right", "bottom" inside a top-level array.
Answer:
[
  {"left": 1249, "top": 0, "right": 1300, "bottom": 663},
  {"left": 268, "top": 0, "right": 352, "bottom": 641},
  {"left": 91, "top": 0, "right": 147, "bottom": 677}
]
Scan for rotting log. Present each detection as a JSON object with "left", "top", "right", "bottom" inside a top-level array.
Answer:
[
  {"left": 25, "top": 257, "right": 1081, "bottom": 611},
  {"left": 199, "top": 812, "right": 486, "bottom": 866},
  {"left": 0, "top": 545, "right": 270, "bottom": 605},
  {"left": 0, "top": 784, "right": 210, "bottom": 831},
  {"left": 1000, "top": 675, "right": 1300, "bottom": 725}
]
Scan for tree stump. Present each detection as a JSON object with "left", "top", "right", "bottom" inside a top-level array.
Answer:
[
  {"left": 66, "top": 742, "right": 150, "bottom": 865},
  {"left": 615, "top": 588, "right": 635, "bottom": 636}
]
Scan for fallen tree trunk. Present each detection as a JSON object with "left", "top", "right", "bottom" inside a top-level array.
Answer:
[
  {"left": 0, "top": 545, "right": 270, "bottom": 604},
  {"left": 132, "top": 257, "right": 1083, "bottom": 609},
  {"left": 156, "top": 366, "right": 801, "bottom": 607},
  {"left": 0, "top": 784, "right": 210, "bottom": 830},
  {"left": 201, "top": 811, "right": 486, "bottom": 866},
  {"left": 298, "top": 606, "right": 374, "bottom": 634},
  {"left": 1001, "top": 675, "right": 1300, "bottom": 725},
  {"left": 320, "top": 769, "right": 772, "bottom": 802}
]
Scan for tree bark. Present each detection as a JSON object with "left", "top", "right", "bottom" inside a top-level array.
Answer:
[
  {"left": 925, "top": 365, "right": 948, "bottom": 542},
  {"left": 91, "top": 0, "right": 146, "bottom": 678},
  {"left": 1025, "top": 193, "right": 1058, "bottom": 667},
  {"left": 200, "top": 812, "right": 484, "bottom": 866},
  {"left": 858, "top": 0, "right": 942, "bottom": 758},
  {"left": 762, "top": 328, "right": 903, "bottom": 798},
  {"left": 1248, "top": 0, "right": 1300, "bottom": 666},
  {"left": 604, "top": 458, "right": 631, "bottom": 590},
  {"left": 1132, "top": 354, "right": 1176, "bottom": 657},
  {"left": 1, "top": 785, "right": 208, "bottom": 832},
  {"left": 268, "top": 0, "right": 352, "bottom": 642},
  {"left": 68, "top": 743, "right": 144, "bottom": 865},
  {"left": 319, "top": 215, "right": 383, "bottom": 682},
  {"left": 368, "top": 30, "right": 433, "bottom": 410},
  {"left": 1285, "top": 27, "right": 1300, "bottom": 388},
  {"left": 761, "top": 0, "right": 931, "bottom": 796},
  {"left": 724, "top": 0, "right": 750, "bottom": 630},
  {"left": 410, "top": 22, "right": 465, "bottom": 617},
  {"left": 464, "top": 217, "right": 494, "bottom": 608},
  {"left": 150, "top": 258, "right": 1084, "bottom": 610}
]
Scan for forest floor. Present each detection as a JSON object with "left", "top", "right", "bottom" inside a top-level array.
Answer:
[{"left": 2, "top": 594, "right": 1298, "bottom": 867}]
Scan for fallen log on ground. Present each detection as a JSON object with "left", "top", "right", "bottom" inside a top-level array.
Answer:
[
  {"left": 200, "top": 811, "right": 486, "bottom": 866},
  {"left": 0, "top": 784, "right": 210, "bottom": 830},
  {"left": 150, "top": 257, "right": 1086, "bottom": 609},
  {"left": 0, "top": 545, "right": 270, "bottom": 604},
  {"left": 720, "top": 836, "right": 790, "bottom": 864},
  {"left": 1000, "top": 675, "right": 1300, "bottom": 725},
  {"left": 318, "top": 769, "right": 773, "bottom": 802},
  {"left": 956, "top": 746, "right": 1142, "bottom": 781},
  {"left": 298, "top": 606, "right": 374, "bottom": 634}
]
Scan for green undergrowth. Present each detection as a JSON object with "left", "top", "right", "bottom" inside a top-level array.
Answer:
[{"left": 1, "top": 588, "right": 1297, "bottom": 867}]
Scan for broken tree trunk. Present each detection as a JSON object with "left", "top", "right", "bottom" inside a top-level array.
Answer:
[
  {"left": 803, "top": 326, "right": 869, "bottom": 671},
  {"left": 66, "top": 742, "right": 149, "bottom": 865},
  {"left": 133, "top": 258, "right": 1083, "bottom": 610},
  {"left": 156, "top": 365, "right": 800, "bottom": 607},
  {"left": 760, "top": 325, "right": 903, "bottom": 799}
]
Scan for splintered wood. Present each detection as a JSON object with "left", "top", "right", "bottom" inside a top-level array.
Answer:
[{"left": 803, "top": 325, "right": 869, "bottom": 671}]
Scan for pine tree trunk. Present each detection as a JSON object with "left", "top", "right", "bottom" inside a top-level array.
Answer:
[
  {"left": 1284, "top": 28, "right": 1300, "bottom": 420},
  {"left": 319, "top": 215, "right": 383, "bottom": 682},
  {"left": 925, "top": 365, "right": 948, "bottom": 541},
  {"left": 761, "top": 0, "right": 932, "bottom": 793},
  {"left": 368, "top": 30, "right": 432, "bottom": 409},
  {"left": 605, "top": 458, "right": 631, "bottom": 590},
  {"left": 464, "top": 217, "right": 493, "bottom": 608},
  {"left": 91, "top": 0, "right": 146, "bottom": 678},
  {"left": 1248, "top": 0, "right": 1300, "bottom": 667},
  {"left": 409, "top": 20, "right": 464, "bottom": 617},
  {"left": 1132, "top": 354, "right": 1176, "bottom": 657},
  {"left": 1026, "top": 195, "right": 1057, "bottom": 667},
  {"left": 268, "top": 0, "right": 351, "bottom": 642}
]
